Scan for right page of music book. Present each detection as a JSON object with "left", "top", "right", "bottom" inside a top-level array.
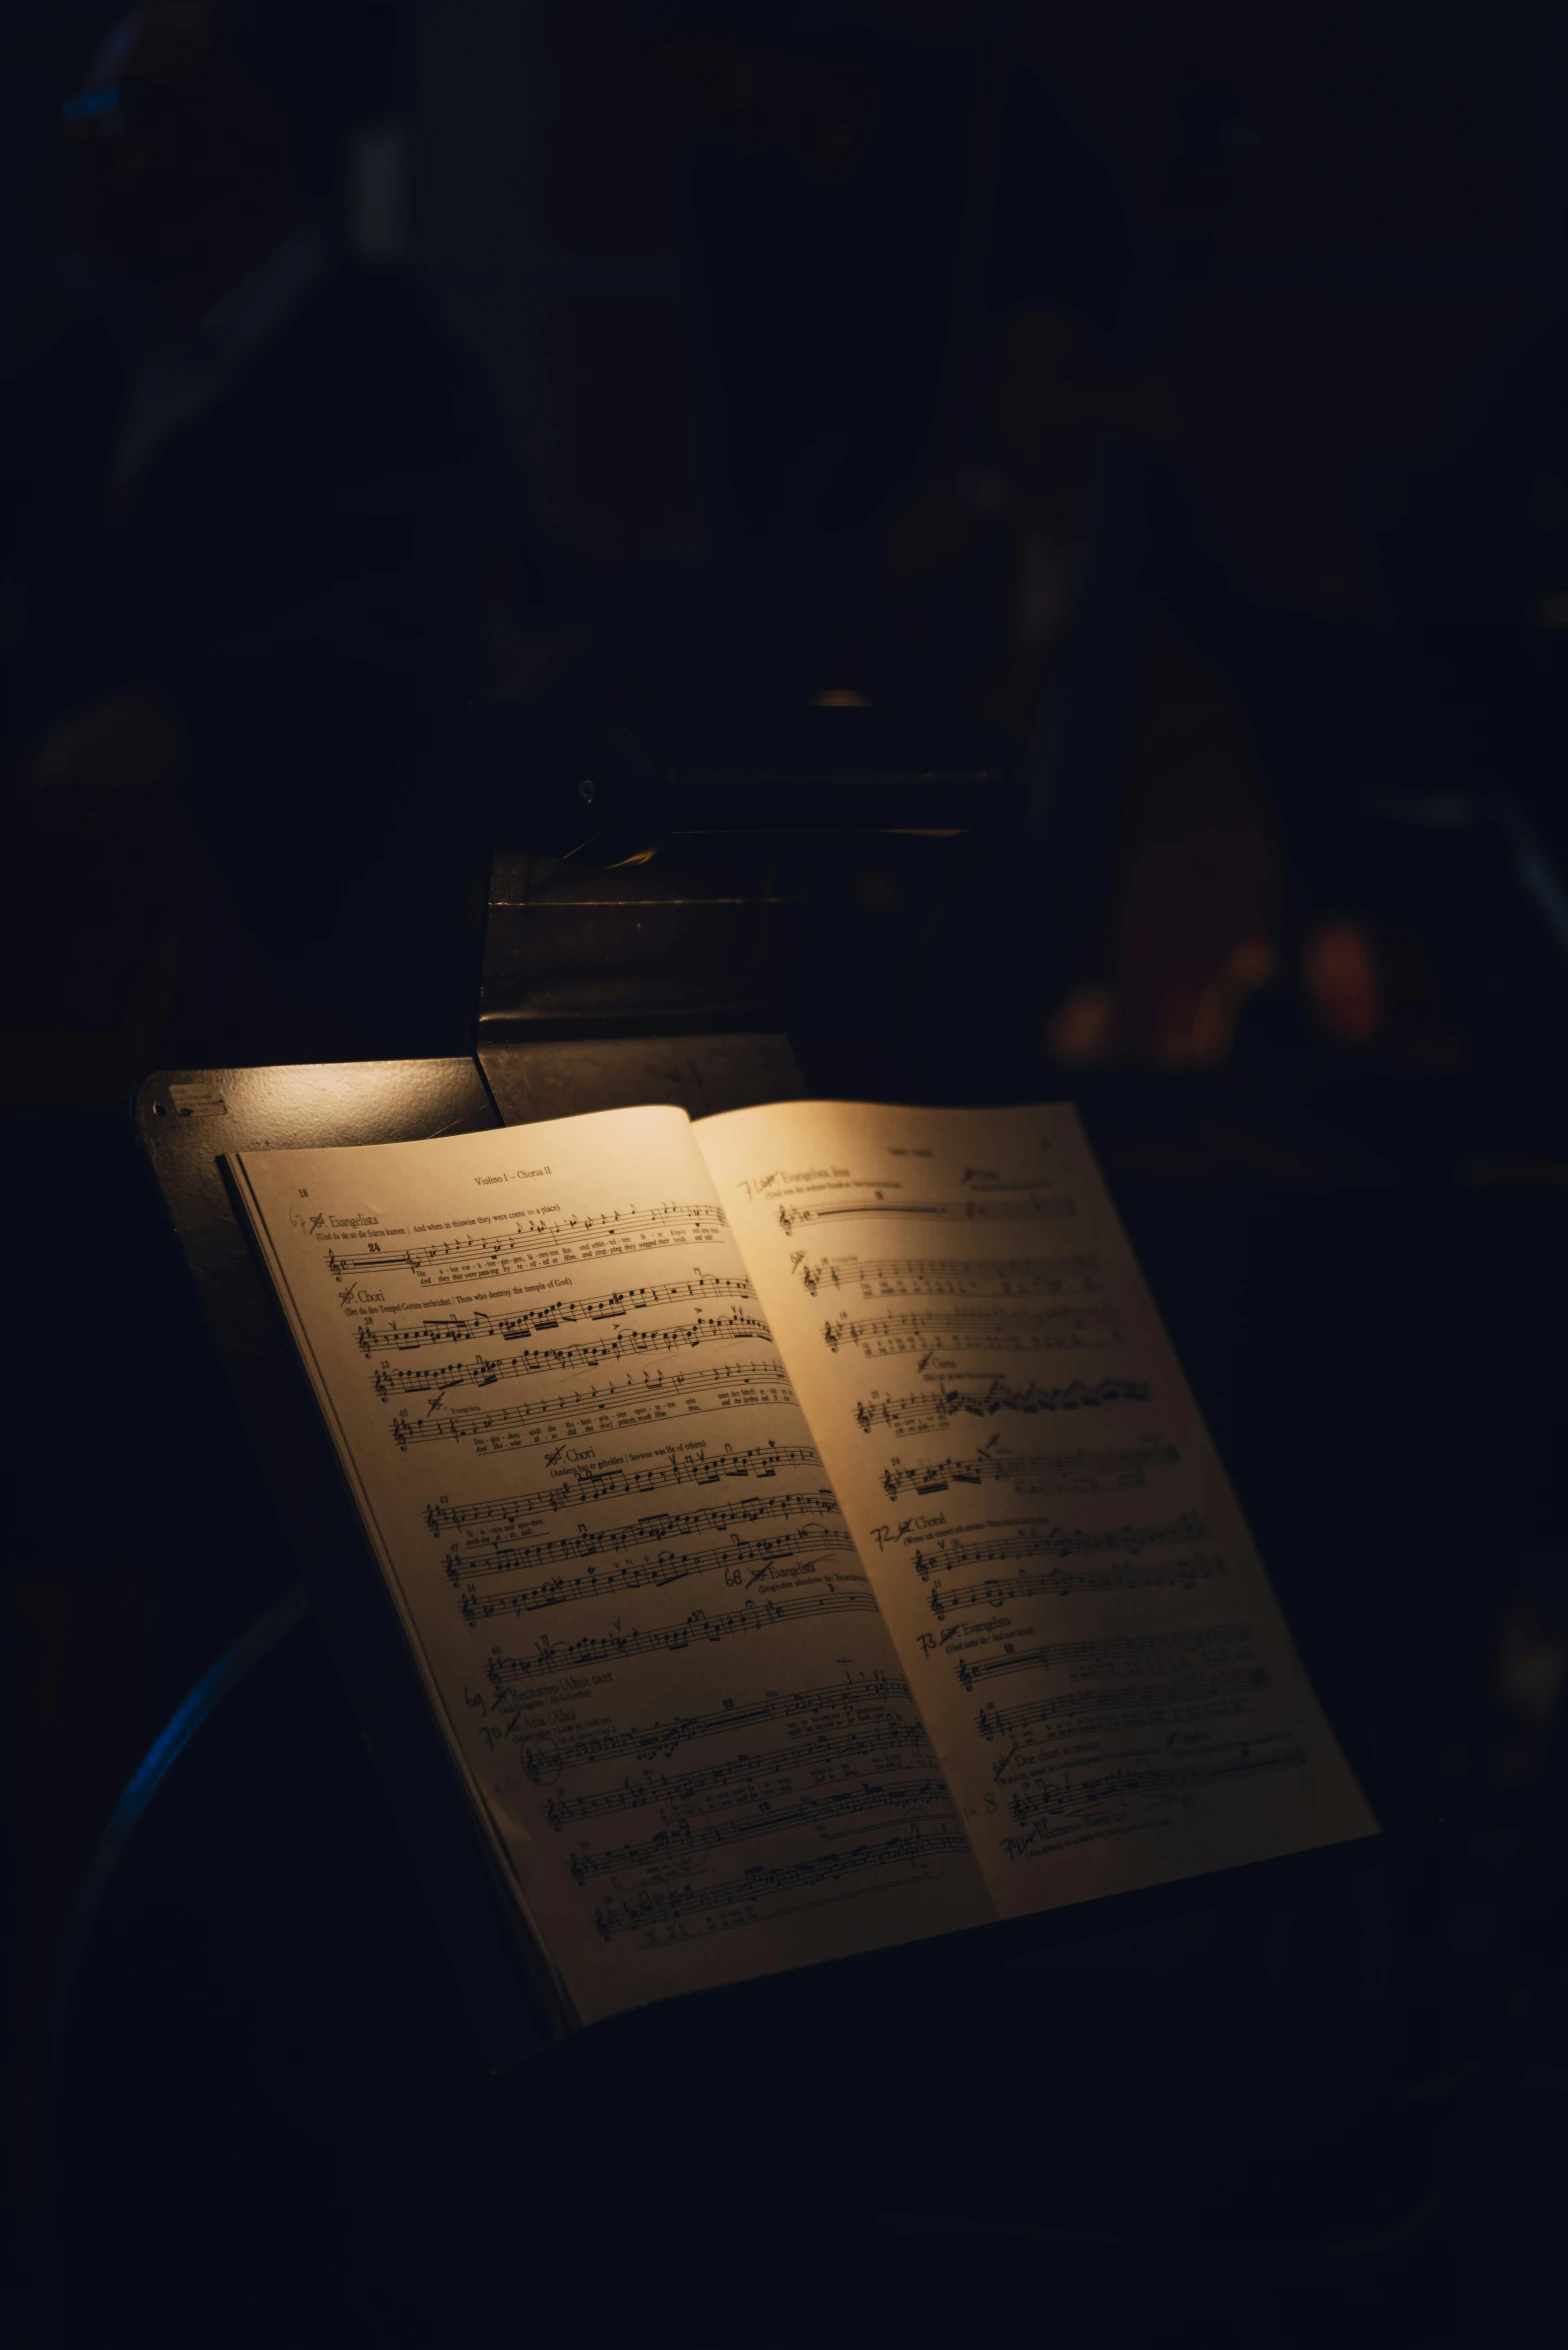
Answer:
[{"left": 695, "top": 1100, "right": 1377, "bottom": 1919}]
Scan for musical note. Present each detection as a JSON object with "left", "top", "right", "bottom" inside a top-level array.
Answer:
[
  {"left": 542, "top": 1717, "right": 934, "bottom": 1826},
  {"left": 856, "top": 1376, "right": 1149, "bottom": 1439},
  {"left": 567, "top": 1776, "right": 955, "bottom": 1882},
  {"left": 591, "top": 1827, "right": 972, "bottom": 1942},
  {"left": 953, "top": 1614, "right": 1251, "bottom": 1691},
  {"left": 912, "top": 1512, "right": 1207, "bottom": 1579},
  {"left": 456, "top": 1524, "right": 858, "bottom": 1624},
  {"left": 392, "top": 1358, "right": 797, "bottom": 1453},
  {"left": 929, "top": 1552, "right": 1226, "bottom": 1619},
  {"left": 451, "top": 1490, "right": 845, "bottom": 1581},
  {"left": 823, "top": 1302, "right": 1119, "bottom": 1360},
  {"left": 487, "top": 1589, "right": 879, "bottom": 1685},
  {"left": 372, "top": 1307, "right": 773, "bottom": 1399},
  {"left": 357, "top": 1273, "right": 754, "bottom": 1353},
  {"left": 792, "top": 1252, "right": 1102, "bottom": 1301},
  {"left": 519, "top": 1673, "right": 914, "bottom": 1782},
  {"left": 777, "top": 1194, "right": 1074, "bottom": 1237},
  {"left": 881, "top": 1436, "right": 1180, "bottom": 1501},
  {"left": 426, "top": 1438, "right": 826, "bottom": 1539},
  {"left": 328, "top": 1201, "right": 728, "bottom": 1286}
]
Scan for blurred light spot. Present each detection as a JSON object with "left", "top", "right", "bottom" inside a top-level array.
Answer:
[
  {"left": 1367, "top": 787, "right": 1475, "bottom": 827},
  {"left": 1160, "top": 935, "right": 1279, "bottom": 1069},
  {"left": 1047, "top": 984, "right": 1118, "bottom": 1067},
  {"left": 345, "top": 123, "right": 407, "bottom": 265},
  {"left": 849, "top": 866, "right": 904, "bottom": 912},
  {"left": 62, "top": 86, "right": 120, "bottom": 121},
  {"left": 1301, "top": 919, "right": 1382, "bottom": 1047},
  {"left": 1493, "top": 1604, "right": 1565, "bottom": 1729}
]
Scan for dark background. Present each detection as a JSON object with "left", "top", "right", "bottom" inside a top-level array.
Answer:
[{"left": 5, "top": 3, "right": 1568, "bottom": 2341}]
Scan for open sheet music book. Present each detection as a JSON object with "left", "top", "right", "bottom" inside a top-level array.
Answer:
[{"left": 230, "top": 1099, "right": 1375, "bottom": 2029}]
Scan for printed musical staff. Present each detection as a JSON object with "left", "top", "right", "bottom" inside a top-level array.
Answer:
[
  {"left": 777, "top": 1193, "right": 1073, "bottom": 1236},
  {"left": 357, "top": 1273, "right": 754, "bottom": 1354},
  {"left": 426, "top": 1438, "right": 826, "bottom": 1540},
  {"left": 392, "top": 1359, "right": 796, "bottom": 1454},
  {"left": 953, "top": 1613, "right": 1250, "bottom": 1691},
  {"left": 591, "top": 1827, "right": 972, "bottom": 1942},
  {"left": 372, "top": 1306, "right": 773, "bottom": 1399},
  {"left": 519, "top": 1673, "right": 914, "bottom": 1782},
  {"left": 912, "top": 1512, "right": 1207, "bottom": 1580},
  {"left": 488, "top": 1588, "right": 879, "bottom": 1684},
  {"left": 929, "top": 1551, "right": 1226, "bottom": 1619},
  {"left": 856, "top": 1376, "right": 1148, "bottom": 1439},
  {"left": 1002, "top": 1734, "right": 1306, "bottom": 1840},
  {"left": 976, "top": 1666, "right": 1270, "bottom": 1742},
  {"left": 881, "top": 1435, "right": 1180, "bottom": 1502},
  {"left": 457, "top": 1524, "right": 857, "bottom": 1624},
  {"left": 543, "top": 1716, "right": 934, "bottom": 1827},
  {"left": 328, "top": 1201, "right": 727, "bottom": 1286},
  {"left": 451, "top": 1490, "right": 845, "bottom": 1581},
  {"left": 568, "top": 1775, "right": 955, "bottom": 1882},
  {"left": 823, "top": 1302, "right": 1118, "bottom": 1361},
  {"left": 793, "top": 1252, "right": 1102, "bottom": 1301}
]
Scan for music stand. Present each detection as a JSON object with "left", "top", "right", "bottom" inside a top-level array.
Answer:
[{"left": 128, "top": 704, "right": 1029, "bottom": 2070}]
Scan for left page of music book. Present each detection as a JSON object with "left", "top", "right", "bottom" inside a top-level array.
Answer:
[{"left": 228, "top": 1105, "right": 992, "bottom": 2026}]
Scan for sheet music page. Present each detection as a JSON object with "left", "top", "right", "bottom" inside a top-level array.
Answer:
[
  {"left": 696, "top": 1100, "right": 1377, "bottom": 1920},
  {"left": 231, "top": 1106, "right": 990, "bottom": 2025}
]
